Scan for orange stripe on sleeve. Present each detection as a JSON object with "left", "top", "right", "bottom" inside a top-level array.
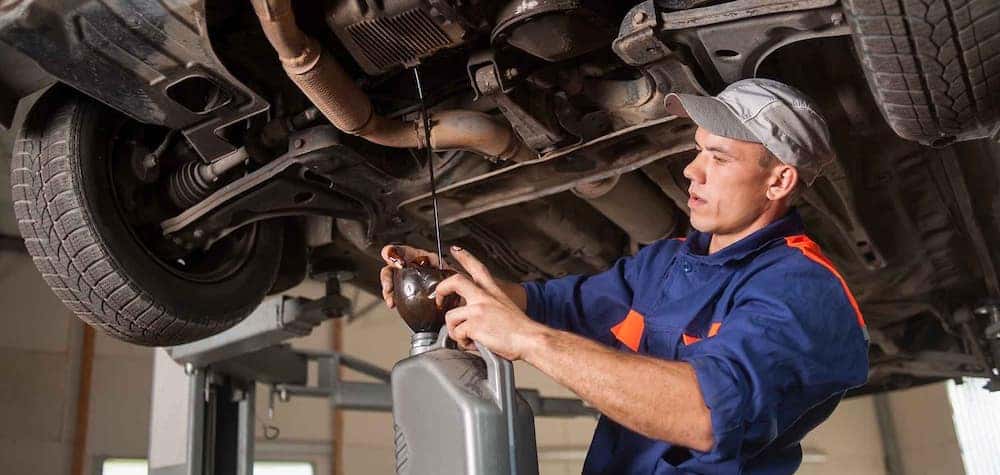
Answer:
[
  {"left": 682, "top": 321, "right": 721, "bottom": 346},
  {"left": 611, "top": 309, "right": 645, "bottom": 351},
  {"left": 784, "top": 235, "right": 866, "bottom": 328}
]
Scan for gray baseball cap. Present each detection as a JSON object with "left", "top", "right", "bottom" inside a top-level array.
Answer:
[{"left": 665, "top": 78, "right": 834, "bottom": 186}]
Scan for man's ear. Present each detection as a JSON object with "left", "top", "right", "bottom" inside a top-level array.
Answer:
[{"left": 766, "top": 165, "right": 798, "bottom": 201}]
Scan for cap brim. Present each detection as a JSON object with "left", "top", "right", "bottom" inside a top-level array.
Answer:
[{"left": 665, "top": 93, "right": 758, "bottom": 143}]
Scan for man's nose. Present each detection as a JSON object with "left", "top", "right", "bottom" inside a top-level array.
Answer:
[{"left": 683, "top": 153, "right": 706, "bottom": 184}]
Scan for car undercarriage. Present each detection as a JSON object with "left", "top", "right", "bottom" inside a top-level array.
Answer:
[{"left": 2, "top": 0, "right": 1000, "bottom": 395}]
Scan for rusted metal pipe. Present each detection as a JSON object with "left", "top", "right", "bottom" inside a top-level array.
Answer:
[
  {"left": 584, "top": 76, "right": 668, "bottom": 127},
  {"left": 251, "top": 0, "right": 535, "bottom": 162},
  {"left": 522, "top": 204, "right": 619, "bottom": 270},
  {"left": 573, "top": 172, "right": 677, "bottom": 244},
  {"left": 559, "top": 67, "right": 668, "bottom": 128}
]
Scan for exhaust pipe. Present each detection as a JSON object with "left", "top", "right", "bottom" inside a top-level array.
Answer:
[
  {"left": 251, "top": 0, "right": 536, "bottom": 163},
  {"left": 573, "top": 172, "right": 677, "bottom": 245}
]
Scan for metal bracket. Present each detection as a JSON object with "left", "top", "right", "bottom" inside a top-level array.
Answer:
[
  {"left": 615, "top": 0, "right": 847, "bottom": 89},
  {"left": 468, "top": 52, "right": 576, "bottom": 151},
  {"left": 977, "top": 305, "right": 1000, "bottom": 340},
  {"left": 973, "top": 304, "right": 1000, "bottom": 391},
  {"left": 666, "top": 6, "right": 848, "bottom": 86},
  {"left": 161, "top": 125, "right": 404, "bottom": 249},
  {"left": 613, "top": 1, "right": 672, "bottom": 67},
  {"left": 169, "top": 295, "right": 349, "bottom": 369},
  {"left": 0, "top": 0, "right": 270, "bottom": 161},
  {"left": 610, "top": 2, "right": 710, "bottom": 103},
  {"left": 274, "top": 350, "right": 394, "bottom": 412},
  {"left": 467, "top": 50, "right": 519, "bottom": 98}
]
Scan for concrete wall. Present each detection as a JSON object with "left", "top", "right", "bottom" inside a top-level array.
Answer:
[
  {"left": 0, "top": 252, "right": 79, "bottom": 474},
  {"left": 885, "top": 383, "right": 965, "bottom": 475},
  {"left": 799, "top": 395, "right": 885, "bottom": 475},
  {"left": 0, "top": 250, "right": 154, "bottom": 474}
]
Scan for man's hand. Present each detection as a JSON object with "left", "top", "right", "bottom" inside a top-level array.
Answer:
[
  {"left": 378, "top": 244, "right": 450, "bottom": 309},
  {"left": 435, "top": 246, "right": 547, "bottom": 361}
]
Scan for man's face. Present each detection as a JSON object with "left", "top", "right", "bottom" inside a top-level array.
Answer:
[{"left": 684, "top": 127, "right": 777, "bottom": 235}]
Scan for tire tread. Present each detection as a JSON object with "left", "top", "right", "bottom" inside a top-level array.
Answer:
[
  {"left": 11, "top": 88, "right": 255, "bottom": 345},
  {"left": 845, "top": 0, "right": 1000, "bottom": 143}
]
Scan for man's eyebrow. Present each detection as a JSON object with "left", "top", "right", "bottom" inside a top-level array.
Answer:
[{"left": 703, "top": 144, "right": 736, "bottom": 156}]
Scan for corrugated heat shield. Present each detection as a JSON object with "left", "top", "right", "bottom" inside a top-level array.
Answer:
[{"left": 343, "top": 8, "right": 458, "bottom": 74}]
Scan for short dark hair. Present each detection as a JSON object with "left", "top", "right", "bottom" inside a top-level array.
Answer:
[{"left": 758, "top": 148, "right": 782, "bottom": 170}]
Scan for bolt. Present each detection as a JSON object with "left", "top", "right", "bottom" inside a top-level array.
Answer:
[
  {"left": 172, "top": 236, "right": 184, "bottom": 245},
  {"left": 192, "top": 229, "right": 205, "bottom": 239},
  {"left": 830, "top": 12, "right": 843, "bottom": 25},
  {"left": 504, "top": 67, "right": 519, "bottom": 80},
  {"left": 279, "top": 387, "right": 290, "bottom": 402},
  {"left": 294, "top": 138, "right": 306, "bottom": 149},
  {"left": 184, "top": 363, "right": 196, "bottom": 375},
  {"left": 142, "top": 154, "right": 158, "bottom": 169},
  {"left": 633, "top": 10, "right": 647, "bottom": 25},
  {"left": 975, "top": 305, "right": 1000, "bottom": 322}
]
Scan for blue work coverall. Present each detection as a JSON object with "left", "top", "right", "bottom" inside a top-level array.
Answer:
[{"left": 522, "top": 209, "right": 869, "bottom": 474}]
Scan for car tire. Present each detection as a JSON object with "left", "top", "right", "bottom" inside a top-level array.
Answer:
[
  {"left": 11, "top": 85, "right": 284, "bottom": 346},
  {"left": 844, "top": 0, "right": 1000, "bottom": 146}
]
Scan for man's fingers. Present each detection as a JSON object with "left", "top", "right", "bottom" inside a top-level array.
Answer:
[
  {"left": 449, "top": 246, "right": 501, "bottom": 293},
  {"left": 434, "top": 273, "right": 485, "bottom": 307},
  {"left": 381, "top": 244, "right": 448, "bottom": 269},
  {"left": 453, "top": 319, "right": 475, "bottom": 351},
  {"left": 445, "top": 307, "right": 474, "bottom": 349},
  {"left": 380, "top": 245, "right": 403, "bottom": 268},
  {"left": 379, "top": 265, "right": 395, "bottom": 308},
  {"left": 445, "top": 306, "right": 468, "bottom": 335}
]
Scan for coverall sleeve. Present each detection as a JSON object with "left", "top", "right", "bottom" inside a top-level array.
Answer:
[
  {"left": 520, "top": 240, "right": 671, "bottom": 345},
  {"left": 679, "top": 268, "right": 869, "bottom": 462}
]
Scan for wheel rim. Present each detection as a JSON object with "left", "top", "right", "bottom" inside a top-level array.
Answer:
[{"left": 105, "top": 120, "right": 256, "bottom": 284}]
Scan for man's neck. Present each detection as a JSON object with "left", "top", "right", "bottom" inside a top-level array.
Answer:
[{"left": 708, "top": 203, "right": 790, "bottom": 254}]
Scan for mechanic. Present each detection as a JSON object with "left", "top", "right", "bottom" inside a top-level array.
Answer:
[{"left": 380, "top": 78, "right": 870, "bottom": 474}]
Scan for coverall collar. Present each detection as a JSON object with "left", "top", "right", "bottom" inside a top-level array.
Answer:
[{"left": 683, "top": 208, "right": 805, "bottom": 265}]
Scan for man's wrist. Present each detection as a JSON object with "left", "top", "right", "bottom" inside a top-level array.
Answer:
[
  {"left": 499, "top": 279, "right": 528, "bottom": 311},
  {"left": 520, "top": 321, "right": 559, "bottom": 365}
]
